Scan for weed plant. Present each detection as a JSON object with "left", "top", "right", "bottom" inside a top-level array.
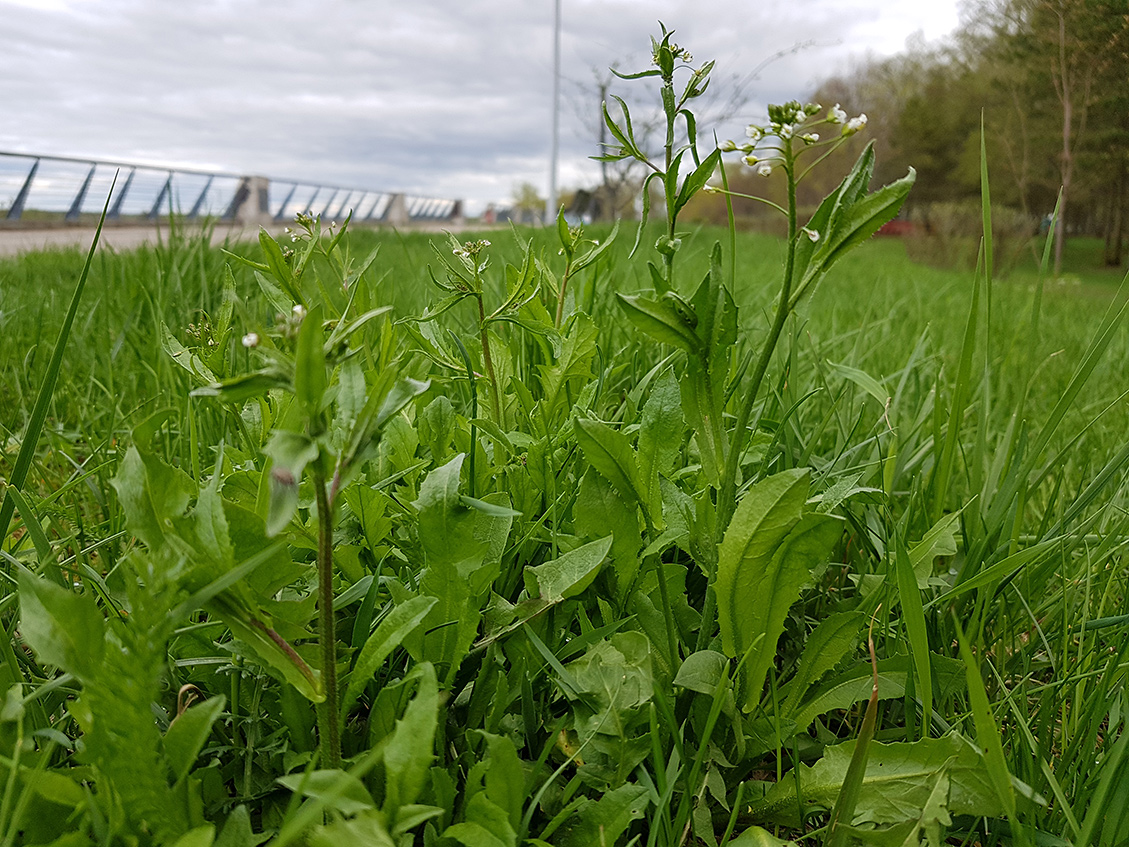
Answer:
[{"left": 2, "top": 25, "right": 1129, "bottom": 847}]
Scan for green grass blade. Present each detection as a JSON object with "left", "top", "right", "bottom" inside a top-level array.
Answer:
[
  {"left": 894, "top": 529, "right": 932, "bottom": 738},
  {"left": 0, "top": 178, "right": 114, "bottom": 546},
  {"left": 953, "top": 612, "right": 1026, "bottom": 846}
]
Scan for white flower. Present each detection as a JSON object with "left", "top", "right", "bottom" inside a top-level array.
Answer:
[
  {"left": 719, "top": 139, "right": 737, "bottom": 152},
  {"left": 801, "top": 227, "right": 820, "bottom": 243},
  {"left": 802, "top": 132, "right": 820, "bottom": 143},
  {"left": 843, "top": 114, "right": 868, "bottom": 136},
  {"left": 292, "top": 304, "right": 307, "bottom": 320},
  {"left": 757, "top": 163, "right": 773, "bottom": 177},
  {"left": 779, "top": 123, "right": 794, "bottom": 139},
  {"left": 829, "top": 103, "right": 848, "bottom": 124},
  {"left": 241, "top": 332, "right": 260, "bottom": 348},
  {"left": 745, "top": 125, "right": 763, "bottom": 141}
]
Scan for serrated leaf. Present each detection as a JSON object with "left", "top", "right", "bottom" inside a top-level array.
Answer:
[
  {"left": 616, "top": 293, "right": 701, "bottom": 352},
  {"left": 574, "top": 418, "right": 651, "bottom": 525},
  {"left": 782, "top": 611, "right": 864, "bottom": 716}
]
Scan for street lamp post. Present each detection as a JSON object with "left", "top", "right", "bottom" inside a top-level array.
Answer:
[{"left": 548, "top": 0, "right": 561, "bottom": 224}]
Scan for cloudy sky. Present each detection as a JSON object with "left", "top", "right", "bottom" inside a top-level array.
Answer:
[{"left": 2, "top": 0, "right": 962, "bottom": 216}]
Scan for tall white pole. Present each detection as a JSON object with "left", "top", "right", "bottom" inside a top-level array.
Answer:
[{"left": 548, "top": 0, "right": 561, "bottom": 224}]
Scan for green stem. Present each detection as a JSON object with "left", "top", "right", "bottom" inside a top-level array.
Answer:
[
  {"left": 476, "top": 294, "right": 503, "bottom": 425},
  {"left": 314, "top": 473, "right": 341, "bottom": 770},
  {"left": 554, "top": 262, "right": 574, "bottom": 329},
  {"left": 719, "top": 141, "right": 800, "bottom": 537}
]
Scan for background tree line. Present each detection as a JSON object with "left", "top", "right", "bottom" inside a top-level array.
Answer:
[{"left": 682, "top": 0, "right": 1129, "bottom": 274}]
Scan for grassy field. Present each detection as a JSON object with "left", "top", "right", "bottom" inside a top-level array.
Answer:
[{"left": 1, "top": 203, "right": 1129, "bottom": 847}]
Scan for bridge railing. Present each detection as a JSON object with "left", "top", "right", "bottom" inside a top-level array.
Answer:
[{"left": 0, "top": 151, "right": 462, "bottom": 227}]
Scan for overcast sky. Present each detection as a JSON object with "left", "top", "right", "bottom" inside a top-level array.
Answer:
[{"left": 1, "top": 0, "right": 961, "bottom": 215}]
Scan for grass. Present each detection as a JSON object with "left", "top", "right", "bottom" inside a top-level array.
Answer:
[{"left": 2, "top": 114, "right": 1129, "bottom": 846}]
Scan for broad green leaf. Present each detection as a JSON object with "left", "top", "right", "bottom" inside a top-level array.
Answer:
[
  {"left": 616, "top": 293, "right": 701, "bottom": 353},
  {"left": 164, "top": 695, "right": 226, "bottom": 785},
  {"left": 294, "top": 303, "right": 326, "bottom": 415},
  {"left": 573, "top": 469, "right": 642, "bottom": 602},
  {"left": 570, "top": 220, "right": 619, "bottom": 274},
  {"left": 739, "top": 513, "right": 842, "bottom": 711},
  {"left": 170, "top": 826, "right": 216, "bottom": 847},
  {"left": 524, "top": 535, "right": 613, "bottom": 602},
  {"left": 538, "top": 314, "right": 598, "bottom": 423},
  {"left": 637, "top": 368, "right": 684, "bottom": 517},
  {"left": 909, "top": 512, "right": 960, "bottom": 584},
  {"left": 790, "top": 666, "right": 907, "bottom": 731},
  {"left": 213, "top": 807, "right": 255, "bottom": 847},
  {"left": 749, "top": 734, "right": 1006, "bottom": 828},
  {"left": 688, "top": 242, "right": 737, "bottom": 371},
  {"left": 730, "top": 826, "right": 797, "bottom": 846},
  {"left": 563, "top": 632, "right": 654, "bottom": 787},
  {"left": 342, "top": 595, "right": 437, "bottom": 715},
  {"left": 444, "top": 793, "right": 516, "bottom": 847},
  {"left": 262, "top": 430, "right": 319, "bottom": 536},
  {"left": 555, "top": 783, "right": 649, "bottom": 847},
  {"left": 257, "top": 228, "right": 301, "bottom": 302},
  {"left": 161, "top": 322, "right": 218, "bottom": 383},
  {"left": 803, "top": 168, "right": 916, "bottom": 290},
  {"left": 717, "top": 470, "right": 809, "bottom": 660},
  {"left": 574, "top": 418, "right": 651, "bottom": 527},
  {"left": 112, "top": 445, "right": 195, "bottom": 551},
  {"left": 782, "top": 611, "right": 864, "bottom": 715},
  {"left": 674, "top": 650, "right": 729, "bottom": 695},
  {"left": 308, "top": 814, "right": 395, "bottom": 847},
  {"left": 18, "top": 568, "right": 104, "bottom": 682},
  {"left": 415, "top": 456, "right": 513, "bottom": 677},
  {"left": 276, "top": 770, "right": 375, "bottom": 816},
  {"left": 189, "top": 370, "right": 290, "bottom": 404},
  {"left": 480, "top": 731, "right": 525, "bottom": 829},
  {"left": 792, "top": 143, "right": 876, "bottom": 283},
  {"left": 384, "top": 663, "right": 439, "bottom": 818}
]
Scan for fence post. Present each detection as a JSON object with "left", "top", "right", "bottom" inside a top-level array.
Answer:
[
  {"left": 230, "top": 176, "right": 272, "bottom": 226},
  {"left": 6, "top": 159, "right": 39, "bottom": 221},
  {"left": 384, "top": 193, "right": 409, "bottom": 226}
]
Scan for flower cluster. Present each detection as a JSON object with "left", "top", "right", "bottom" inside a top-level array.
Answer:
[
  {"left": 452, "top": 239, "right": 491, "bottom": 260},
  {"left": 653, "top": 40, "right": 692, "bottom": 66},
  {"left": 718, "top": 101, "right": 871, "bottom": 176}
]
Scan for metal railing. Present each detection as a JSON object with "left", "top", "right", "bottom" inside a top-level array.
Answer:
[{"left": 0, "top": 151, "right": 462, "bottom": 226}]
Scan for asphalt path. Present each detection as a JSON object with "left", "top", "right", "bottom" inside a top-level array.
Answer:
[{"left": 0, "top": 219, "right": 472, "bottom": 257}]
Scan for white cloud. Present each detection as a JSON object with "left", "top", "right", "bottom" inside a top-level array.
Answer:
[{"left": 0, "top": 0, "right": 960, "bottom": 215}]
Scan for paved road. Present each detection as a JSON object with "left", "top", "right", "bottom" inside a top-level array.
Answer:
[
  {"left": 0, "top": 222, "right": 289, "bottom": 257},
  {"left": 0, "top": 219, "right": 479, "bottom": 258}
]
